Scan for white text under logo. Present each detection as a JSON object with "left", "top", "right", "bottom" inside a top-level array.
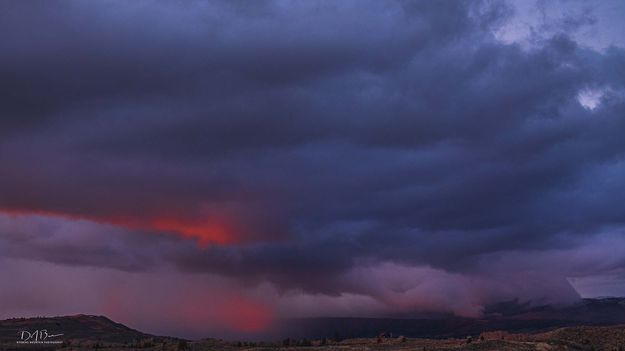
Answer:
[{"left": 17, "top": 329, "right": 64, "bottom": 344}]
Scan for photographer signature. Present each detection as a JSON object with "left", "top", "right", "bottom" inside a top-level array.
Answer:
[{"left": 18, "top": 329, "right": 64, "bottom": 343}]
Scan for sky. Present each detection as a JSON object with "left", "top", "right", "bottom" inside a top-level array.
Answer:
[{"left": 1, "top": 0, "right": 625, "bottom": 340}]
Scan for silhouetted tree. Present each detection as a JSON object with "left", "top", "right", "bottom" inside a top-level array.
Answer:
[
  {"left": 333, "top": 331, "right": 342, "bottom": 342},
  {"left": 177, "top": 340, "right": 188, "bottom": 350},
  {"left": 143, "top": 340, "right": 154, "bottom": 348}
]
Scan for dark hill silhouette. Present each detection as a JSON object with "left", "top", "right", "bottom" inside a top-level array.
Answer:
[{"left": 0, "top": 314, "right": 162, "bottom": 344}]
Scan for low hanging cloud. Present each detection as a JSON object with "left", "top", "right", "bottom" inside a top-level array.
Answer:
[{"left": 1, "top": 0, "right": 625, "bottom": 338}]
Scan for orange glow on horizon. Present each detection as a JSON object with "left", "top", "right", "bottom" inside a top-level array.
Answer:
[
  {"left": 100, "top": 288, "right": 274, "bottom": 336},
  {"left": 177, "top": 293, "right": 274, "bottom": 334},
  {"left": 219, "top": 295, "right": 274, "bottom": 333}
]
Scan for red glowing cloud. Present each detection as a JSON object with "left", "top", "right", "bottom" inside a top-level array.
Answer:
[
  {"left": 149, "top": 216, "right": 233, "bottom": 246},
  {"left": 0, "top": 207, "right": 241, "bottom": 246}
]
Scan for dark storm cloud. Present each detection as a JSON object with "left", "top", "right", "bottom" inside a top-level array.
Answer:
[
  {"left": 2, "top": 0, "right": 625, "bottom": 305},
  {"left": 0, "top": 0, "right": 484, "bottom": 135}
]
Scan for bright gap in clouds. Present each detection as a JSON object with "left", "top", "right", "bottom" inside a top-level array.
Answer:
[
  {"left": 577, "top": 88, "right": 605, "bottom": 110},
  {"left": 498, "top": 0, "right": 625, "bottom": 51},
  {"left": 569, "top": 275, "right": 625, "bottom": 298}
]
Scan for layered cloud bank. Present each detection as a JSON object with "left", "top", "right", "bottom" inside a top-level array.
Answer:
[{"left": 2, "top": 0, "right": 625, "bottom": 339}]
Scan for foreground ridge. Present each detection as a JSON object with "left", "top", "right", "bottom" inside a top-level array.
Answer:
[{"left": 2, "top": 314, "right": 625, "bottom": 350}]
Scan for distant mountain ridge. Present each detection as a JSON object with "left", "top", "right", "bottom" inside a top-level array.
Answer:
[
  {"left": 278, "top": 297, "right": 625, "bottom": 339},
  {"left": 484, "top": 297, "right": 625, "bottom": 323}
]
